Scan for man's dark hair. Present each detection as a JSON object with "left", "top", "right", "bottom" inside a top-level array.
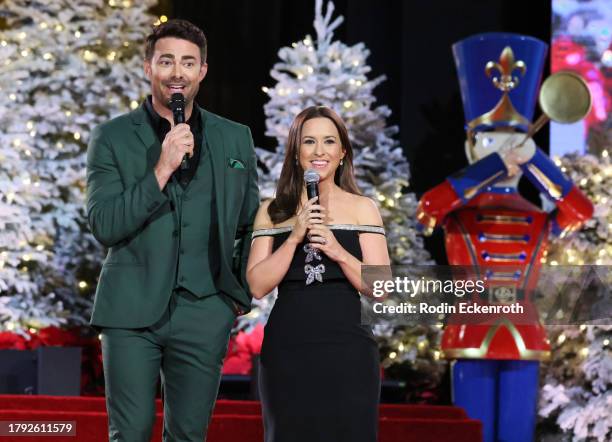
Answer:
[{"left": 145, "top": 19, "right": 207, "bottom": 63}]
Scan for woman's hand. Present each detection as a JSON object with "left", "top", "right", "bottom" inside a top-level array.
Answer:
[
  {"left": 307, "top": 224, "right": 347, "bottom": 262},
  {"left": 287, "top": 196, "right": 326, "bottom": 245}
]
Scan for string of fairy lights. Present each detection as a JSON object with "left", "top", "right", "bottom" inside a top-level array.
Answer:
[{"left": 261, "top": 35, "right": 362, "bottom": 112}]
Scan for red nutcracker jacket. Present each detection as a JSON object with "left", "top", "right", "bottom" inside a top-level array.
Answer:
[{"left": 416, "top": 149, "right": 593, "bottom": 360}]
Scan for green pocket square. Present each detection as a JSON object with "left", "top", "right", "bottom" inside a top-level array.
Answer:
[{"left": 228, "top": 158, "right": 246, "bottom": 169}]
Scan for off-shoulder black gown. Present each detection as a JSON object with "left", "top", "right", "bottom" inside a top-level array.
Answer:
[{"left": 255, "top": 224, "right": 385, "bottom": 442}]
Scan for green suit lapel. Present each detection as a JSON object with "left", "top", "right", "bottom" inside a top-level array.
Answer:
[
  {"left": 131, "top": 105, "right": 161, "bottom": 170},
  {"left": 202, "top": 111, "right": 227, "bottom": 247}
]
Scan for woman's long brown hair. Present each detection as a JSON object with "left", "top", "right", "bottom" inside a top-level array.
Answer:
[{"left": 268, "top": 106, "right": 361, "bottom": 224}]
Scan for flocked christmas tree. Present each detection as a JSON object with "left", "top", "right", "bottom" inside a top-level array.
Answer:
[
  {"left": 538, "top": 150, "right": 612, "bottom": 442},
  {"left": 236, "top": 0, "right": 445, "bottom": 401},
  {"left": 0, "top": 0, "right": 159, "bottom": 333}
]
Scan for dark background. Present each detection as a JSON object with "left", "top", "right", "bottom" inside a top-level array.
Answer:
[{"left": 164, "top": 0, "right": 552, "bottom": 262}]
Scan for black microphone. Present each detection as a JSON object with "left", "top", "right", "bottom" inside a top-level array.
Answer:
[
  {"left": 168, "top": 93, "right": 188, "bottom": 170},
  {"left": 304, "top": 169, "right": 320, "bottom": 211},
  {"left": 304, "top": 169, "right": 321, "bottom": 241}
]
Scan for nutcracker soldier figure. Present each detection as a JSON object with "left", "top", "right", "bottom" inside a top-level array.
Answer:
[{"left": 416, "top": 33, "right": 594, "bottom": 442}]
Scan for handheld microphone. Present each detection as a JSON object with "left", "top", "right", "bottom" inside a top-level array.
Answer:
[
  {"left": 304, "top": 169, "right": 320, "bottom": 211},
  {"left": 304, "top": 169, "right": 321, "bottom": 241},
  {"left": 168, "top": 93, "right": 188, "bottom": 170}
]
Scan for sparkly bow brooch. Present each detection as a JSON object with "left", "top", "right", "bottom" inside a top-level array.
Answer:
[{"left": 303, "top": 244, "right": 325, "bottom": 285}]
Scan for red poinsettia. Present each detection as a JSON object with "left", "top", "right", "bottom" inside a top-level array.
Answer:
[
  {"left": 34, "top": 326, "right": 82, "bottom": 347},
  {"left": 0, "top": 331, "right": 29, "bottom": 350},
  {"left": 222, "top": 324, "right": 264, "bottom": 375}
]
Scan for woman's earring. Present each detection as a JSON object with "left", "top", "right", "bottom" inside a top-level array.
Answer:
[{"left": 340, "top": 159, "right": 344, "bottom": 166}]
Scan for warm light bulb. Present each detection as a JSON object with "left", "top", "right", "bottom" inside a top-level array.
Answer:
[{"left": 557, "top": 334, "right": 566, "bottom": 344}]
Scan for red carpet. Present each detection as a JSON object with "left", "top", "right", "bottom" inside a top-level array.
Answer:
[{"left": 0, "top": 395, "right": 481, "bottom": 441}]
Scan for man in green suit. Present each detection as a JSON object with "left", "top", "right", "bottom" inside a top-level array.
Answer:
[{"left": 86, "top": 19, "right": 259, "bottom": 441}]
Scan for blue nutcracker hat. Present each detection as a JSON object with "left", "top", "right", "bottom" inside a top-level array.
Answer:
[{"left": 453, "top": 33, "right": 548, "bottom": 132}]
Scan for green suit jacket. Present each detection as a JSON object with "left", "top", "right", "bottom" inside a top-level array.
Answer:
[{"left": 86, "top": 104, "right": 259, "bottom": 329}]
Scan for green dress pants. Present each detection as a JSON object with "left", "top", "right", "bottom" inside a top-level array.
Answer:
[{"left": 100, "top": 290, "right": 236, "bottom": 442}]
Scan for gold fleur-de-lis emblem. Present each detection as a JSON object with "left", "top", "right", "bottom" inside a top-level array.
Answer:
[{"left": 485, "top": 46, "right": 526, "bottom": 92}]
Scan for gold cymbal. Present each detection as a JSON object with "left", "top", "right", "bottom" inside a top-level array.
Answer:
[{"left": 539, "top": 71, "right": 592, "bottom": 124}]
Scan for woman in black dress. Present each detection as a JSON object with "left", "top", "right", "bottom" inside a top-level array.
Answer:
[{"left": 246, "top": 106, "right": 390, "bottom": 442}]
